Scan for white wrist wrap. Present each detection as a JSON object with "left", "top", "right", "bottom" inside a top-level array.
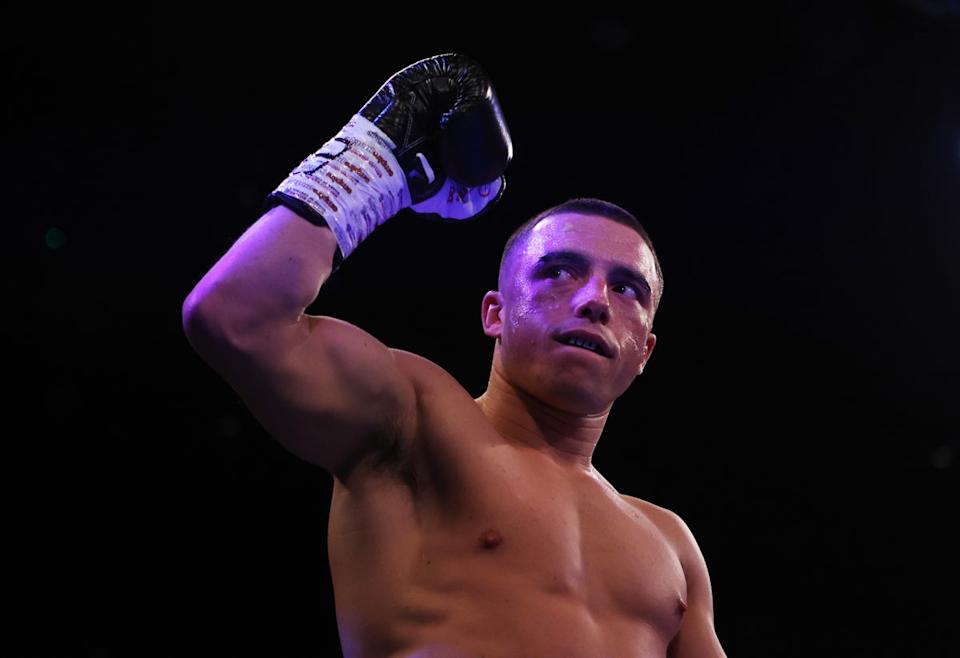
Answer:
[{"left": 271, "top": 114, "right": 410, "bottom": 260}]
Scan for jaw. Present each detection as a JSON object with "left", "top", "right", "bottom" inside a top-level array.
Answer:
[{"left": 495, "top": 354, "right": 612, "bottom": 417}]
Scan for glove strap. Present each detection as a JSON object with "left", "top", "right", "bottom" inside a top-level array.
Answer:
[{"left": 265, "top": 114, "right": 410, "bottom": 266}]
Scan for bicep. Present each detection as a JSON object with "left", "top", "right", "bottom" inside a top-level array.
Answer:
[{"left": 194, "top": 312, "right": 418, "bottom": 480}]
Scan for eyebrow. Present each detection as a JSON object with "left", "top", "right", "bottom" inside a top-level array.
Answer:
[{"left": 534, "top": 250, "right": 653, "bottom": 299}]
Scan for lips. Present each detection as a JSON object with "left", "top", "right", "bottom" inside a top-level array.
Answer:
[{"left": 553, "top": 329, "right": 614, "bottom": 358}]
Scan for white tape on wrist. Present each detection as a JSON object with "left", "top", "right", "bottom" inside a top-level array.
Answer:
[{"left": 271, "top": 114, "right": 410, "bottom": 260}]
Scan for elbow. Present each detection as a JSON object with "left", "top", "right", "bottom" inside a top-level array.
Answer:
[
  {"left": 181, "top": 290, "right": 233, "bottom": 358},
  {"left": 181, "top": 277, "right": 239, "bottom": 344},
  {"left": 181, "top": 273, "right": 226, "bottom": 325},
  {"left": 181, "top": 288, "right": 212, "bottom": 341},
  {"left": 182, "top": 301, "right": 214, "bottom": 357}
]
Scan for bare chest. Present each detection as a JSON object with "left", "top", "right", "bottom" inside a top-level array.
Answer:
[
  {"left": 417, "top": 440, "right": 688, "bottom": 631},
  {"left": 328, "top": 365, "right": 688, "bottom": 655},
  {"left": 330, "top": 440, "right": 687, "bottom": 655}
]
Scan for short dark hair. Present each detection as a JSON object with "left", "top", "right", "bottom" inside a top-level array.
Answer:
[{"left": 498, "top": 197, "right": 664, "bottom": 313}]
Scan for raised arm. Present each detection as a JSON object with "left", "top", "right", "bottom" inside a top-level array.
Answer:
[
  {"left": 182, "top": 204, "right": 418, "bottom": 480},
  {"left": 182, "top": 54, "right": 511, "bottom": 481}
]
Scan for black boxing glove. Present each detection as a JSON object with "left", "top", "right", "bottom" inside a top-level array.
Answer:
[{"left": 264, "top": 53, "right": 512, "bottom": 271}]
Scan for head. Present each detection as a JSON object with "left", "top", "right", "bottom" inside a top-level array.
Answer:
[{"left": 481, "top": 198, "right": 663, "bottom": 415}]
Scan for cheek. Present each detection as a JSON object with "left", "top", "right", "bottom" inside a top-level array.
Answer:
[
  {"left": 508, "top": 289, "right": 560, "bottom": 332},
  {"left": 621, "top": 327, "right": 649, "bottom": 359}
]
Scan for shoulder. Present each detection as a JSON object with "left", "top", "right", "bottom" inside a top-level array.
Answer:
[
  {"left": 620, "top": 495, "right": 705, "bottom": 572},
  {"left": 391, "top": 348, "right": 465, "bottom": 395},
  {"left": 620, "top": 494, "right": 685, "bottom": 536},
  {"left": 622, "top": 495, "right": 726, "bottom": 657}
]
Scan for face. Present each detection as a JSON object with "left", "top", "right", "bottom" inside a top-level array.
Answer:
[{"left": 482, "top": 212, "right": 659, "bottom": 415}]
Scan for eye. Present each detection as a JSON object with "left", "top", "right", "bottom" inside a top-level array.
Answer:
[
  {"left": 614, "top": 283, "right": 639, "bottom": 298},
  {"left": 545, "top": 266, "right": 572, "bottom": 280}
]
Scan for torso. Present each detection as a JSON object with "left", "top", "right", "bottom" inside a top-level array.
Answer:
[{"left": 328, "top": 351, "right": 689, "bottom": 658}]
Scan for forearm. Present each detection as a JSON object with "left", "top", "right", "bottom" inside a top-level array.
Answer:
[{"left": 183, "top": 205, "right": 338, "bottom": 340}]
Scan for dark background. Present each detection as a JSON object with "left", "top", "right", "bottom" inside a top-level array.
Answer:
[{"left": 11, "top": 1, "right": 959, "bottom": 655}]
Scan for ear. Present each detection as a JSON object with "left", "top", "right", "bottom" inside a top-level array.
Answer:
[
  {"left": 481, "top": 290, "right": 505, "bottom": 339},
  {"left": 638, "top": 332, "right": 657, "bottom": 376}
]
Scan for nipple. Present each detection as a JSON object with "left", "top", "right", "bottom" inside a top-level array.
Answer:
[
  {"left": 677, "top": 597, "right": 688, "bottom": 615},
  {"left": 478, "top": 527, "right": 503, "bottom": 549}
]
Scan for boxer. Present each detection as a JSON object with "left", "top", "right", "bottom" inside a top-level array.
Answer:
[{"left": 183, "top": 53, "right": 726, "bottom": 658}]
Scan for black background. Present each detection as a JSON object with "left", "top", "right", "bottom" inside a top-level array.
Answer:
[{"left": 11, "top": 1, "right": 959, "bottom": 656}]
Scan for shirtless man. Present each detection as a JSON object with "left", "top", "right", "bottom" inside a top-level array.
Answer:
[{"left": 182, "top": 54, "right": 727, "bottom": 658}]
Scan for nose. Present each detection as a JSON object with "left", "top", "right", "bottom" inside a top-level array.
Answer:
[{"left": 572, "top": 275, "right": 610, "bottom": 324}]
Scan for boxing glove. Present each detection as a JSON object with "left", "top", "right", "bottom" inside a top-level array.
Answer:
[{"left": 264, "top": 53, "right": 512, "bottom": 272}]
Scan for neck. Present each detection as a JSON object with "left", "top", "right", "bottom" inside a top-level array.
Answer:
[{"left": 474, "top": 357, "right": 610, "bottom": 473}]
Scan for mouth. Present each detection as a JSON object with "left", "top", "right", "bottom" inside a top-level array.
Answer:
[{"left": 554, "top": 333, "right": 612, "bottom": 358}]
